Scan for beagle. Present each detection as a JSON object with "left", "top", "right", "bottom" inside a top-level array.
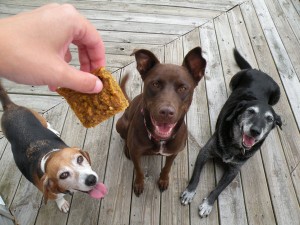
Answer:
[{"left": 0, "top": 82, "right": 107, "bottom": 213}]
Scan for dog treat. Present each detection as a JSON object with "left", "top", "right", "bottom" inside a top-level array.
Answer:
[{"left": 57, "top": 67, "right": 129, "bottom": 128}]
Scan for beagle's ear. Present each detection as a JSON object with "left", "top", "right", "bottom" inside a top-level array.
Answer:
[
  {"left": 131, "top": 49, "right": 160, "bottom": 80},
  {"left": 41, "top": 175, "right": 55, "bottom": 204},
  {"left": 182, "top": 47, "right": 207, "bottom": 85},
  {"left": 80, "top": 150, "right": 91, "bottom": 165}
]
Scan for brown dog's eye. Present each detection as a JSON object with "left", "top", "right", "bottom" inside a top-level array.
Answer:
[
  {"left": 152, "top": 81, "right": 160, "bottom": 88},
  {"left": 77, "top": 155, "right": 84, "bottom": 164},
  {"left": 178, "top": 86, "right": 187, "bottom": 92},
  {"left": 59, "top": 172, "right": 70, "bottom": 179}
]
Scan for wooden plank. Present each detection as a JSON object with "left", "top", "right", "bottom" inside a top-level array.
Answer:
[
  {"left": 275, "top": 0, "right": 300, "bottom": 43},
  {"left": 264, "top": 0, "right": 300, "bottom": 80},
  {"left": 262, "top": 131, "right": 300, "bottom": 225},
  {"left": 2, "top": 79, "right": 57, "bottom": 96},
  {"left": 9, "top": 102, "right": 69, "bottom": 225},
  {"left": 290, "top": 0, "right": 300, "bottom": 15},
  {"left": 2, "top": 0, "right": 240, "bottom": 12},
  {"left": 252, "top": 0, "right": 300, "bottom": 129},
  {"left": 226, "top": 6, "right": 277, "bottom": 225},
  {"left": 100, "top": 30, "right": 177, "bottom": 45},
  {"left": 0, "top": 143, "right": 22, "bottom": 206},
  {"left": 182, "top": 28, "right": 219, "bottom": 225},
  {"left": 291, "top": 164, "right": 300, "bottom": 202},
  {"left": 0, "top": 4, "right": 208, "bottom": 26},
  {"left": 97, "top": 63, "right": 140, "bottom": 225},
  {"left": 200, "top": 19, "right": 247, "bottom": 225},
  {"left": 160, "top": 37, "right": 189, "bottom": 225},
  {"left": 3, "top": 1, "right": 221, "bottom": 18},
  {"left": 0, "top": 94, "right": 64, "bottom": 114}
]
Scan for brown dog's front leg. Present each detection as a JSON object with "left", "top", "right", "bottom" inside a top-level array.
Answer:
[
  {"left": 158, "top": 154, "right": 177, "bottom": 191},
  {"left": 131, "top": 153, "right": 144, "bottom": 196}
]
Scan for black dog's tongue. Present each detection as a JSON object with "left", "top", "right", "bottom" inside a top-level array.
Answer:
[{"left": 242, "top": 134, "right": 255, "bottom": 154}]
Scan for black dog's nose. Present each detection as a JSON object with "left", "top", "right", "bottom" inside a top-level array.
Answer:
[
  {"left": 250, "top": 126, "right": 261, "bottom": 137},
  {"left": 159, "top": 106, "right": 175, "bottom": 118},
  {"left": 85, "top": 175, "right": 97, "bottom": 186}
]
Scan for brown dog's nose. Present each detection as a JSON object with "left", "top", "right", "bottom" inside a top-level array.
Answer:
[{"left": 159, "top": 106, "right": 175, "bottom": 118}]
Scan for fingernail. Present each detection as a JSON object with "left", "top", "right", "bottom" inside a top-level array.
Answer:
[{"left": 92, "top": 79, "right": 103, "bottom": 93}]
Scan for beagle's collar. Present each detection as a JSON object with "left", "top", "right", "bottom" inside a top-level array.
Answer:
[{"left": 40, "top": 149, "right": 60, "bottom": 173}]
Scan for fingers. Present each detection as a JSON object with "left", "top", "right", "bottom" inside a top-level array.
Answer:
[
  {"left": 71, "top": 13, "right": 106, "bottom": 71},
  {"left": 56, "top": 63, "right": 103, "bottom": 93}
]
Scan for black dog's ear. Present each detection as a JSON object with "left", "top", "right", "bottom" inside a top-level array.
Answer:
[
  {"left": 226, "top": 100, "right": 248, "bottom": 121},
  {"left": 131, "top": 49, "right": 160, "bottom": 80},
  {"left": 274, "top": 113, "right": 282, "bottom": 130},
  {"left": 182, "top": 47, "right": 207, "bottom": 85}
]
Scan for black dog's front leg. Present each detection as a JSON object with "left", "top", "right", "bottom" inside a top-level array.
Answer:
[
  {"left": 180, "top": 135, "right": 216, "bottom": 205},
  {"left": 199, "top": 164, "right": 240, "bottom": 217}
]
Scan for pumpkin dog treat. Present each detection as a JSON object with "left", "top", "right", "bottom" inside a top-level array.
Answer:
[{"left": 57, "top": 67, "right": 128, "bottom": 128}]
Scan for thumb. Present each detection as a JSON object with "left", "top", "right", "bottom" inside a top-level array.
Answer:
[{"left": 58, "top": 65, "right": 103, "bottom": 93}]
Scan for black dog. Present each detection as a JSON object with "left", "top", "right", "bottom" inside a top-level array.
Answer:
[{"left": 180, "top": 49, "right": 282, "bottom": 217}]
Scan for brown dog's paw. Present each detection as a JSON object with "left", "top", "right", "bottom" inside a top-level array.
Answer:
[
  {"left": 158, "top": 178, "right": 169, "bottom": 192},
  {"left": 134, "top": 181, "right": 144, "bottom": 196}
]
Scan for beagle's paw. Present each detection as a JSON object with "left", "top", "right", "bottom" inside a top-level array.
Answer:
[
  {"left": 180, "top": 189, "right": 196, "bottom": 205},
  {"left": 199, "top": 198, "right": 213, "bottom": 218},
  {"left": 55, "top": 197, "right": 70, "bottom": 213}
]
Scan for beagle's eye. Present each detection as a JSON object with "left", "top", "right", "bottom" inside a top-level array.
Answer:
[
  {"left": 59, "top": 172, "right": 70, "bottom": 180},
  {"left": 152, "top": 81, "right": 160, "bottom": 88},
  {"left": 77, "top": 155, "right": 84, "bottom": 164}
]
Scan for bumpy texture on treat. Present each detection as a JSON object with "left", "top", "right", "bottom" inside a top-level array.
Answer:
[{"left": 57, "top": 67, "right": 128, "bottom": 128}]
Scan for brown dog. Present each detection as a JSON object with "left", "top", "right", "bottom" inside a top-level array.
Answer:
[{"left": 116, "top": 47, "right": 207, "bottom": 196}]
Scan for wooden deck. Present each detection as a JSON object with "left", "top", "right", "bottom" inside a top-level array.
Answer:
[{"left": 0, "top": 0, "right": 300, "bottom": 224}]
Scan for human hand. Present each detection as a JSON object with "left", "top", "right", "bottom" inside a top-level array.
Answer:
[{"left": 0, "top": 4, "right": 105, "bottom": 93}]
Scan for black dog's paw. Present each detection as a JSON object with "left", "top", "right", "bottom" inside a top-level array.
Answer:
[
  {"left": 199, "top": 198, "right": 213, "bottom": 218},
  {"left": 180, "top": 189, "right": 196, "bottom": 205}
]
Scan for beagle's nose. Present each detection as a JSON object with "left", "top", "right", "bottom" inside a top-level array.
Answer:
[{"left": 85, "top": 175, "right": 97, "bottom": 186}]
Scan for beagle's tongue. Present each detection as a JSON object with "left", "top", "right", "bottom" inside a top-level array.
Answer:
[
  {"left": 89, "top": 182, "right": 107, "bottom": 199},
  {"left": 243, "top": 134, "right": 255, "bottom": 148}
]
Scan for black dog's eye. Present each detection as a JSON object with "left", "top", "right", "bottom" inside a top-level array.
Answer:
[
  {"left": 266, "top": 115, "right": 274, "bottom": 123},
  {"left": 77, "top": 155, "right": 84, "bottom": 164},
  {"left": 152, "top": 81, "right": 160, "bottom": 88},
  {"left": 59, "top": 172, "right": 70, "bottom": 180},
  {"left": 248, "top": 108, "right": 256, "bottom": 114}
]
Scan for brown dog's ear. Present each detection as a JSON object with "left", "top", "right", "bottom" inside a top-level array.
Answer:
[
  {"left": 79, "top": 150, "right": 91, "bottom": 165},
  {"left": 182, "top": 47, "right": 207, "bottom": 84},
  {"left": 131, "top": 49, "right": 160, "bottom": 80},
  {"left": 42, "top": 175, "right": 55, "bottom": 204}
]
